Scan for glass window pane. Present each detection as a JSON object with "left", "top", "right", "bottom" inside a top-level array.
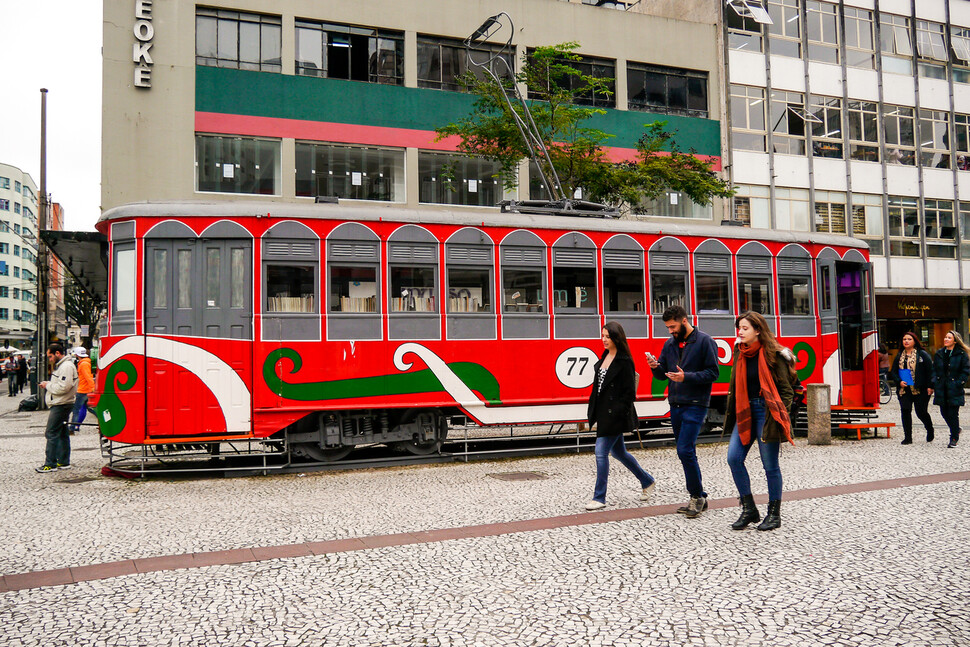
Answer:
[
  {"left": 696, "top": 275, "right": 730, "bottom": 313},
  {"left": 239, "top": 21, "right": 260, "bottom": 64},
  {"left": 603, "top": 267, "right": 644, "bottom": 312},
  {"left": 153, "top": 249, "right": 167, "bottom": 309},
  {"left": 177, "top": 249, "right": 192, "bottom": 309},
  {"left": 231, "top": 248, "right": 245, "bottom": 308},
  {"left": 738, "top": 276, "right": 772, "bottom": 314},
  {"left": 116, "top": 249, "right": 136, "bottom": 312},
  {"left": 261, "top": 23, "right": 281, "bottom": 67},
  {"left": 650, "top": 273, "right": 686, "bottom": 314},
  {"left": 447, "top": 267, "right": 491, "bottom": 312},
  {"left": 503, "top": 269, "right": 544, "bottom": 313},
  {"left": 206, "top": 248, "right": 221, "bottom": 307},
  {"left": 390, "top": 266, "right": 436, "bottom": 312},
  {"left": 196, "top": 16, "right": 217, "bottom": 59},
  {"left": 217, "top": 19, "right": 238, "bottom": 63},
  {"left": 553, "top": 267, "right": 597, "bottom": 310},
  {"left": 266, "top": 265, "right": 316, "bottom": 312},
  {"left": 330, "top": 266, "right": 377, "bottom": 312},
  {"left": 779, "top": 276, "right": 810, "bottom": 315}
]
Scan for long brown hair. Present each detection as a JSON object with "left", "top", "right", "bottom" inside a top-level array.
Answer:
[
  {"left": 735, "top": 310, "right": 783, "bottom": 368},
  {"left": 946, "top": 330, "right": 970, "bottom": 355},
  {"left": 603, "top": 321, "right": 632, "bottom": 358}
]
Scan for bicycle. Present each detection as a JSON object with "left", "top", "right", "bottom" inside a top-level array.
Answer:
[{"left": 879, "top": 376, "right": 893, "bottom": 405}]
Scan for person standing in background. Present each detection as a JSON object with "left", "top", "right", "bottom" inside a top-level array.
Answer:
[
  {"left": 5, "top": 355, "right": 17, "bottom": 397},
  {"left": 69, "top": 347, "right": 95, "bottom": 434},
  {"left": 16, "top": 352, "right": 27, "bottom": 394},
  {"left": 889, "top": 331, "right": 935, "bottom": 445},
  {"left": 932, "top": 331, "right": 970, "bottom": 448},
  {"left": 35, "top": 343, "right": 78, "bottom": 474}
]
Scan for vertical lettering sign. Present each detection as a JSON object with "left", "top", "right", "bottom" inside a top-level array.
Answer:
[{"left": 133, "top": 0, "right": 154, "bottom": 88}]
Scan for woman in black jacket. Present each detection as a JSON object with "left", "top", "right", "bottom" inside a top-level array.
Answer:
[
  {"left": 932, "top": 330, "right": 970, "bottom": 448},
  {"left": 889, "top": 331, "right": 935, "bottom": 445},
  {"left": 585, "top": 322, "right": 655, "bottom": 511}
]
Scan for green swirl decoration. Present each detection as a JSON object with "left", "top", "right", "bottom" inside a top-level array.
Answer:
[
  {"left": 96, "top": 359, "right": 138, "bottom": 438},
  {"left": 792, "top": 341, "right": 816, "bottom": 382},
  {"left": 264, "top": 348, "right": 502, "bottom": 405}
]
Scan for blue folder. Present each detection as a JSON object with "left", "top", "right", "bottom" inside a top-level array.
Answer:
[{"left": 898, "top": 368, "right": 913, "bottom": 386}]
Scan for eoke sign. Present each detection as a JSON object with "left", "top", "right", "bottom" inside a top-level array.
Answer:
[{"left": 133, "top": 0, "right": 154, "bottom": 88}]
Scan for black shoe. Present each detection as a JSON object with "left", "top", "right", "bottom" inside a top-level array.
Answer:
[
  {"left": 756, "top": 500, "right": 781, "bottom": 531},
  {"left": 948, "top": 439, "right": 958, "bottom": 448},
  {"left": 731, "top": 494, "right": 761, "bottom": 530},
  {"left": 927, "top": 430, "right": 935, "bottom": 443},
  {"left": 901, "top": 438, "right": 913, "bottom": 445}
]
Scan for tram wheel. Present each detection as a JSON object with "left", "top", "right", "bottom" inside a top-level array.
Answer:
[
  {"left": 291, "top": 442, "right": 353, "bottom": 463},
  {"left": 390, "top": 409, "right": 446, "bottom": 455}
]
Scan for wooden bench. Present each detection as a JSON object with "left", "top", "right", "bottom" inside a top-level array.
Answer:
[{"left": 837, "top": 422, "right": 895, "bottom": 441}]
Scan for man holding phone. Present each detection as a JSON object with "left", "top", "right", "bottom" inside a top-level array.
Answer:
[{"left": 646, "top": 305, "right": 719, "bottom": 518}]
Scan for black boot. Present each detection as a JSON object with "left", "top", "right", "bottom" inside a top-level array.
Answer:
[
  {"left": 731, "top": 494, "right": 761, "bottom": 530},
  {"left": 927, "top": 429, "right": 935, "bottom": 443},
  {"left": 756, "top": 500, "right": 781, "bottom": 531}
]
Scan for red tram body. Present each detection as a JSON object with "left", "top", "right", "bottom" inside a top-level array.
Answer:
[{"left": 93, "top": 201, "right": 878, "bottom": 463}]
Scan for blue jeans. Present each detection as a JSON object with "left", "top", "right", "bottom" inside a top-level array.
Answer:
[
  {"left": 592, "top": 434, "right": 654, "bottom": 503},
  {"left": 70, "top": 393, "right": 89, "bottom": 432},
  {"left": 727, "top": 398, "right": 782, "bottom": 501},
  {"left": 44, "top": 403, "right": 73, "bottom": 468},
  {"left": 670, "top": 404, "right": 708, "bottom": 498}
]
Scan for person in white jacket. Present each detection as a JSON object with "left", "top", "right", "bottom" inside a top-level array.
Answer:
[{"left": 35, "top": 343, "right": 78, "bottom": 473}]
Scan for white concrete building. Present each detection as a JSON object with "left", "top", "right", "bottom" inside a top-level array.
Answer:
[{"left": 0, "top": 163, "right": 39, "bottom": 347}]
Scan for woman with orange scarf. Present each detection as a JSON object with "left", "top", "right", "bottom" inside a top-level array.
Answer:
[{"left": 723, "top": 311, "right": 794, "bottom": 532}]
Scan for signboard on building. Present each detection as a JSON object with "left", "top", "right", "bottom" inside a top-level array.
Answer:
[{"left": 133, "top": 0, "right": 154, "bottom": 88}]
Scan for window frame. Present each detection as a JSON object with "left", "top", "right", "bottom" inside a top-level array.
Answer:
[
  {"left": 195, "top": 8, "right": 282, "bottom": 72},
  {"left": 627, "top": 62, "right": 708, "bottom": 118},
  {"left": 294, "top": 19, "right": 404, "bottom": 85}
]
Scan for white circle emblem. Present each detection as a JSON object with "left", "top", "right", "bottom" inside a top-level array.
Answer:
[{"left": 555, "top": 346, "right": 601, "bottom": 389}]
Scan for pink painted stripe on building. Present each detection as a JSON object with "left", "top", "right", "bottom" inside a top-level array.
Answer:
[{"left": 194, "top": 112, "right": 722, "bottom": 170}]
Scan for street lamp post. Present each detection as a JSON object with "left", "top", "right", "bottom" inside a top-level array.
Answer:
[{"left": 36, "top": 88, "right": 49, "bottom": 409}]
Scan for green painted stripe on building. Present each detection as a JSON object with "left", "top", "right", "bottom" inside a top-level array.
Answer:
[{"left": 196, "top": 66, "right": 721, "bottom": 156}]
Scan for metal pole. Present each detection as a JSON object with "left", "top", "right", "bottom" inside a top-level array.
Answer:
[{"left": 37, "top": 88, "right": 49, "bottom": 409}]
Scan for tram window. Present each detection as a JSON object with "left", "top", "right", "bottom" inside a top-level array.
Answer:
[
  {"left": 553, "top": 267, "right": 597, "bottom": 310},
  {"left": 819, "top": 268, "right": 832, "bottom": 311},
  {"left": 152, "top": 249, "right": 167, "bottom": 310},
  {"left": 738, "top": 276, "right": 772, "bottom": 314},
  {"left": 604, "top": 267, "right": 644, "bottom": 312},
  {"left": 695, "top": 275, "right": 730, "bottom": 313},
  {"left": 779, "top": 276, "right": 811, "bottom": 315},
  {"left": 266, "top": 265, "right": 316, "bottom": 313},
  {"left": 447, "top": 267, "right": 490, "bottom": 313},
  {"left": 329, "top": 266, "right": 377, "bottom": 313},
  {"left": 651, "top": 273, "right": 686, "bottom": 313},
  {"left": 205, "top": 248, "right": 221, "bottom": 307},
  {"left": 231, "top": 248, "right": 246, "bottom": 309},
  {"left": 503, "top": 269, "right": 544, "bottom": 312},
  {"left": 177, "top": 250, "right": 192, "bottom": 309},
  {"left": 115, "top": 248, "right": 135, "bottom": 312},
  {"left": 390, "top": 266, "right": 437, "bottom": 312}
]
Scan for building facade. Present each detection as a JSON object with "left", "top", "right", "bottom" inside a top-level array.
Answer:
[
  {"left": 102, "top": 0, "right": 724, "bottom": 220},
  {"left": 0, "top": 163, "right": 40, "bottom": 347},
  {"left": 723, "top": 0, "right": 970, "bottom": 352}
]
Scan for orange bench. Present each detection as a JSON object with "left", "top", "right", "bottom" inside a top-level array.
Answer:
[{"left": 837, "top": 422, "right": 894, "bottom": 441}]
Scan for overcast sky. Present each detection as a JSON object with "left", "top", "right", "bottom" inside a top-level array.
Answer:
[{"left": 0, "top": 1, "right": 102, "bottom": 232}]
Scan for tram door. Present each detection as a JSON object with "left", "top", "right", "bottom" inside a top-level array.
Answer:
[
  {"left": 833, "top": 260, "right": 875, "bottom": 407},
  {"left": 144, "top": 227, "right": 253, "bottom": 438},
  {"left": 817, "top": 257, "right": 840, "bottom": 404}
]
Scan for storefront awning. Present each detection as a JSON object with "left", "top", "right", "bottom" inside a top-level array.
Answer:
[{"left": 40, "top": 230, "right": 108, "bottom": 303}]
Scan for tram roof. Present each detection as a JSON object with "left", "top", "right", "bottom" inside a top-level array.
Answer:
[{"left": 100, "top": 201, "right": 868, "bottom": 250}]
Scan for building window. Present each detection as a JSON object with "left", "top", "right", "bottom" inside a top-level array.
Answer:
[
  {"left": 847, "top": 101, "right": 879, "bottom": 162},
  {"left": 12, "top": 245, "right": 18, "bottom": 257},
  {"left": 635, "top": 191, "right": 713, "bottom": 220},
  {"left": 0, "top": 200, "right": 7, "bottom": 211},
  {"left": 880, "top": 13, "right": 913, "bottom": 75},
  {"left": 888, "top": 196, "right": 920, "bottom": 257},
  {"left": 195, "top": 8, "right": 281, "bottom": 72},
  {"left": 296, "top": 142, "right": 404, "bottom": 202},
  {"left": 295, "top": 20, "right": 403, "bottom": 85},
  {"left": 527, "top": 51, "right": 616, "bottom": 108},
  {"left": 196, "top": 134, "right": 281, "bottom": 195},
  {"left": 11, "top": 289, "right": 18, "bottom": 300},
  {"left": 0, "top": 287, "right": 5, "bottom": 297},
  {"left": 916, "top": 20, "right": 948, "bottom": 80},
  {"left": 627, "top": 63, "right": 708, "bottom": 118},
  {"left": 924, "top": 199, "right": 956, "bottom": 258},
  {"left": 852, "top": 194, "right": 884, "bottom": 256},
  {"left": 731, "top": 185, "right": 770, "bottom": 228},
  {"left": 417, "top": 35, "right": 511, "bottom": 92},
  {"left": 775, "top": 187, "right": 811, "bottom": 231},
  {"left": 806, "top": 1, "right": 839, "bottom": 64},
  {"left": 418, "top": 152, "right": 504, "bottom": 206},
  {"left": 13, "top": 224, "right": 19, "bottom": 235},
  {"left": 956, "top": 114, "right": 970, "bottom": 170},
  {"left": 13, "top": 203, "right": 19, "bottom": 214},
  {"left": 883, "top": 105, "right": 916, "bottom": 165},
  {"left": 960, "top": 202, "right": 970, "bottom": 260},
  {"left": 919, "top": 110, "right": 951, "bottom": 169},
  {"left": 0, "top": 309, "right": 6, "bottom": 320},
  {"left": 810, "top": 96, "right": 843, "bottom": 159},
  {"left": 814, "top": 191, "right": 846, "bottom": 234},
  {"left": 770, "top": 90, "right": 807, "bottom": 155},
  {"left": 766, "top": 0, "right": 801, "bottom": 58},
  {"left": 12, "top": 267, "right": 18, "bottom": 278},
  {"left": 727, "top": 2, "right": 764, "bottom": 52},
  {"left": 844, "top": 7, "right": 875, "bottom": 69},
  {"left": 0, "top": 177, "right": 8, "bottom": 189},
  {"left": 951, "top": 27, "right": 970, "bottom": 84},
  {"left": 730, "top": 85, "right": 766, "bottom": 152},
  {"left": 14, "top": 182, "right": 20, "bottom": 193}
]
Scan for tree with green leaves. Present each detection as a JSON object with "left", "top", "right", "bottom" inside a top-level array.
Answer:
[
  {"left": 435, "top": 42, "right": 733, "bottom": 213},
  {"left": 64, "top": 277, "right": 104, "bottom": 352}
]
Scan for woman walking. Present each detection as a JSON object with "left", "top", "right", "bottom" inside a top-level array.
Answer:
[
  {"left": 723, "top": 311, "right": 794, "bottom": 531},
  {"left": 932, "top": 331, "right": 970, "bottom": 448},
  {"left": 585, "top": 322, "right": 655, "bottom": 511},
  {"left": 889, "top": 332, "right": 935, "bottom": 445}
]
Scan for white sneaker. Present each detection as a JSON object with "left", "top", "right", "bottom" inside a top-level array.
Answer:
[
  {"left": 640, "top": 482, "right": 656, "bottom": 501},
  {"left": 585, "top": 500, "right": 607, "bottom": 511}
]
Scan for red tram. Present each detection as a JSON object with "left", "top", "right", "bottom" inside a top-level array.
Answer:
[{"left": 93, "top": 201, "right": 877, "bottom": 464}]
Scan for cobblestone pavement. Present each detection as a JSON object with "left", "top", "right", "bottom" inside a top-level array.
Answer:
[{"left": 1, "top": 394, "right": 968, "bottom": 646}]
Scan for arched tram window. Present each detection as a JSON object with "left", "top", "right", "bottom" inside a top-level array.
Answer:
[
  {"left": 445, "top": 228, "right": 494, "bottom": 340},
  {"left": 777, "top": 245, "right": 814, "bottom": 337},
  {"left": 263, "top": 221, "right": 318, "bottom": 341},
  {"left": 603, "top": 235, "right": 646, "bottom": 339},
  {"left": 388, "top": 225, "right": 439, "bottom": 341},
  {"left": 500, "top": 230, "right": 547, "bottom": 340},
  {"left": 648, "top": 237, "right": 689, "bottom": 337},
  {"left": 552, "top": 232, "right": 599, "bottom": 339},
  {"left": 737, "top": 241, "right": 774, "bottom": 332},
  {"left": 327, "top": 222, "right": 380, "bottom": 341}
]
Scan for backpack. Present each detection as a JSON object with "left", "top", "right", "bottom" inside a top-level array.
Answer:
[{"left": 18, "top": 394, "right": 38, "bottom": 412}]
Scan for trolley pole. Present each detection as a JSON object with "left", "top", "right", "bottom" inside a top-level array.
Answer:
[{"left": 37, "top": 88, "right": 49, "bottom": 409}]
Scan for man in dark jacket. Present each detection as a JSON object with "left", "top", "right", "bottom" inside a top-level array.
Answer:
[{"left": 646, "top": 305, "right": 719, "bottom": 518}]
